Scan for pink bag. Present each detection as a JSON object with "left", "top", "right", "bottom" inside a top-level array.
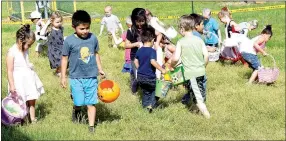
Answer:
[{"left": 258, "top": 55, "right": 279, "bottom": 84}]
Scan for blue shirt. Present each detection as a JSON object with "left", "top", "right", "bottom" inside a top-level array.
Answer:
[
  {"left": 135, "top": 47, "right": 157, "bottom": 79},
  {"left": 192, "top": 30, "right": 203, "bottom": 40},
  {"left": 203, "top": 17, "right": 219, "bottom": 45},
  {"left": 62, "top": 33, "right": 99, "bottom": 79}
]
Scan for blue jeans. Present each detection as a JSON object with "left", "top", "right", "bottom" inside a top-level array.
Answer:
[
  {"left": 241, "top": 52, "right": 260, "bottom": 70},
  {"left": 137, "top": 74, "right": 156, "bottom": 108},
  {"left": 182, "top": 75, "right": 207, "bottom": 105}
]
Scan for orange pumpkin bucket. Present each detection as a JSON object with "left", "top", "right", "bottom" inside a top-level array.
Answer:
[{"left": 98, "top": 80, "right": 120, "bottom": 103}]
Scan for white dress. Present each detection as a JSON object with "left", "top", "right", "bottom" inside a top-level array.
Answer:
[{"left": 7, "top": 44, "right": 45, "bottom": 102}]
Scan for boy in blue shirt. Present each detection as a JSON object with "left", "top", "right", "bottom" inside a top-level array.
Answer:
[
  {"left": 134, "top": 27, "right": 166, "bottom": 113},
  {"left": 61, "top": 10, "right": 105, "bottom": 133},
  {"left": 190, "top": 13, "right": 205, "bottom": 40}
]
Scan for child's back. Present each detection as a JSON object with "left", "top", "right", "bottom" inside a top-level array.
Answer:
[{"left": 179, "top": 35, "right": 206, "bottom": 79}]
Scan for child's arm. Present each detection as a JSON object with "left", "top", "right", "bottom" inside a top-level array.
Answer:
[
  {"left": 171, "top": 41, "right": 182, "bottom": 67},
  {"left": 125, "top": 39, "right": 141, "bottom": 49},
  {"left": 118, "top": 23, "right": 124, "bottom": 34},
  {"left": 99, "top": 18, "right": 105, "bottom": 36},
  {"left": 39, "top": 19, "right": 51, "bottom": 36},
  {"left": 6, "top": 51, "right": 16, "bottom": 94},
  {"left": 151, "top": 59, "right": 166, "bottom": 74},
  {"left": 95, "top": 53, "right": 105, "bottom": 78},
  {"left": 61, "top": 56, "right": 68, "bottom": 88},
  {"left": 202, "top": 41, "right": 209, "bottom": 67},
  {"left": 134, "top": 58, "right": 139, "bottom": 69},
  {"left": 253, "top": 36, "right": 268, "bottom": 56}
]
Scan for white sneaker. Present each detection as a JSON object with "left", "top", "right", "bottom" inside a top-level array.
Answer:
[
  {"left": 196, "top": 103, "right": 210, "bottom": 119},
  {"left": 113, "top": 44, "right": 118, "bottom": 48},
  {"left": 114, "top": 38, "right": 123, "bottom": 45}
]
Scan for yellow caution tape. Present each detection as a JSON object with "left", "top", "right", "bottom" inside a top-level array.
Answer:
[{"left": 2, "top": 4, "right": 285, "bottom": 25}]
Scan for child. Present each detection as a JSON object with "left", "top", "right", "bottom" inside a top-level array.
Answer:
[
  {"left": 6, "top": 24, "right": 45, "bottom": 123},
  {"left": 125, "top": 8, "right": 147, "bottom": 94},
  {"left": 202, "top": 8, "right": 221, "bottom": 52},
  {"left": 240, "top": 25, "right": 271, "bottom": 84},
  {"left": 61, "top": 10, "right": 105, "bottom": 133},
  {"left": 29, "top": 11, "right": 48, "bottom": 57},
  {"left": 190, "top": 13, "right": 204, "bottom": 39},
  {"left": 99, "top": 5, "right": 124, "bottom": 48},
  {"left": 238, "top": 20, "right": 258, "bottom": 36},
  {"left": 134, "top": 27, "right": 166, "bottom": 113},
  {"left": 171, "top": 15, "right": 210, "bottom": 119},
  {"left": 181, "top": 14, "right": 207, "bottom": 107},
  {"left": 41, "top": 11, "right": 64, "bottom": 77},
  {"left": 122, "top": 16, "right": 133, "bottom": 73},
  {"left": 218, "top": 7, "right": 242, "bottom": 39}
]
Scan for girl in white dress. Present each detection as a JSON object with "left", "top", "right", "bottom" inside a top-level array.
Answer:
[{"left": 6, "top": 24, "right": 45, "bottom": 123}]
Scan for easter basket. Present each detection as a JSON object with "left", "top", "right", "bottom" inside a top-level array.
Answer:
[
  {"left": 258, "top": 55, "right": 279, "bottom": 84},
  {"left": 1, "top": 93, "right": 28, "bottom": 126}
]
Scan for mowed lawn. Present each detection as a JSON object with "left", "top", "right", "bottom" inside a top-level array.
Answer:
[{"left": 1, "top": 1, "right": 285, "bottom": 140}]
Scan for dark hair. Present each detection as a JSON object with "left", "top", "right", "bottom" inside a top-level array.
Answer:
[
  {"left": 16, "top": 24, "right": 35, "bottom": 51},
  {"left": 178, "top": 15, "right": 194, "bottom": 31},
  {"left": 130, "top": 8, "right": 147, "bottom": 37},
  {"left": 261, "top": 25, "right": 273, "bottom": 37},
  {"left": 190, "top": 13, "right": 204, "bottom": 27},
  {"left": 72, "top": 10, "right": 91, "bottom": 27},
  {"left": 141, "top": 27, "right": 155, "bottom": 43}
]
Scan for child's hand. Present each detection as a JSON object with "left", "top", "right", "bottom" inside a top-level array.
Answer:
[
  {"left": 263, "top": 52, "right": 268, "bottom": 56},
  {"left": 99, "top": 70, "right": 106, "bottom": 79},
  {"left": 46, "top": 19, "right": 51, "bottom": 25},
  {"left": 61, "top": 77, "right": 67, "bottom": 88},
  {"left": 161, "top": 69, "right": 166, "bottom": 74},
  {"left": 9, "top": 86, "right": 16, "bottom": 95}
]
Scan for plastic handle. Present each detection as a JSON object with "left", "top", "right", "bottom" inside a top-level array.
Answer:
[{"left": 260, "top": 54, "right": 276, "bottom": 68}]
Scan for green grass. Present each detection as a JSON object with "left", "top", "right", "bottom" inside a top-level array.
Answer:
[{"left": 1, "top": 2, "right": 285, "bottom": 140}]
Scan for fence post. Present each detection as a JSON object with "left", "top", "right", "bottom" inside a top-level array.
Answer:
[
  {"left": 20, "top": 0, "right": 25, "bottom": 24},
  {"left": 191, "top": 1, "right": 194, "bottom": 13},
  {"left": 73, "top": 0, "right": 77, "bottom": 12}
]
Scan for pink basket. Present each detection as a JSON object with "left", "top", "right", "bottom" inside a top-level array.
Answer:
[
  {"left": 1, "top": 94, "right": 28, "bottom": 126},
  {"left": 258, "top": 55, "right": 280, "bottom": 84}
]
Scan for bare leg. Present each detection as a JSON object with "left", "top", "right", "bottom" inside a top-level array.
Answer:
[
  {"left": 111, "top": 31, "right": 123, "bottom": 45},
  {"left": 248, "top": 70, "right": 258, "bottom": 84},
  {"left": 87, "top": 105, "right": 96, "bottom": 127},
  {"left": 27, "top": 100, "right": 36, "bottom": 121}
]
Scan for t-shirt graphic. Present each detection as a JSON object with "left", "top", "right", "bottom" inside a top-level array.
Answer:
[{"left": 79, "top": 47, "right": 94, "bottom": 64}]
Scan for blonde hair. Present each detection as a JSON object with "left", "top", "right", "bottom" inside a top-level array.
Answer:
[
  {"left": 178, "top": 15, "right": 194, "bottom": 31},
  {"left": 218, "top": 7, "right": 232, "bottom": 19},
  {"left": 47, "top": 11, "right": 63, "bottom": 33},
  {"left": 248, "top": 20, "right": 258, "bottom": 29}
]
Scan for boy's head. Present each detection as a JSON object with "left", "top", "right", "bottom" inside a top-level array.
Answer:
[
  {"left": 190, "top": 13, "right": 204, "bottom": 33},
  {"left": 104, "top": 6, "right": 112, "bottom": 17},
  {"left": 126, "top": 16, "right": 132, "bottom": 28},
  {"left": 178, "top": 15, "right": 194, "bottom": 34},
  {"left": 141, "top": 26, "right": 155, "bottom": 44},
  {"left": 29, "top": 11, "right": 41, "bottom": 24},
  {"left": 248, "top": 20, "right": 258, "bottom": 30},
  {"left": 202, "top": 8, "right": 211, "bottom": 19},
  {"left": 72, "top": 10, "right": 91, "bottom": 38}
]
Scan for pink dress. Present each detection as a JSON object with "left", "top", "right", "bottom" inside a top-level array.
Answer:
[{"left": 121, "top": 31, "right": 132, "bottom": 73}]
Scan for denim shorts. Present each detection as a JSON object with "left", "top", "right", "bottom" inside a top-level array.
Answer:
[
  {"left": 69, "top": 77, "right": 98, "bottom": 106},
  {"left": 241, "top": 52, "right": 260, "bottom": 70}
]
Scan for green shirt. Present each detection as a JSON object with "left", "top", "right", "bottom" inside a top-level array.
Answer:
[{"left": 177, "top": 33, "right": 207, "bottom": 80}]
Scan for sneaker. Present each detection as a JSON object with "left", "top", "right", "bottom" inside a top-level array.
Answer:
[
  {"left": 196, "top": 103, "right": 210, "bottom": 119},
  {"left": 89, "top": 126, "right": 95, "bottom": 133},
  {"left": 114, "top": 38, "right": 123, "bottom": 45},
  {"left": 113, "top": 44, "right": 118, "bottom": 48},
  {"left": 31, "top": 118, "right": 38, "bottom": 124},
  {"left": 146, "top": 105, "right": 153, "bottom": 113}
]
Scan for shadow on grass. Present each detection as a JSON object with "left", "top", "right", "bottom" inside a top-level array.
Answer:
[
  {"left": 76, "top": 103, "right": 121, "bottom": 125},
  {"left": 1, "top": 125, "right": 32, "bottom": 141},
  {"left": 36, "top": 102, "right": 51, "bottom": 121}
]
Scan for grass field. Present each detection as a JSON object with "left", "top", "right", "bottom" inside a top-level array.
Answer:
[{"left": 1, "top": 1, "right": 285, "bottom": 140}]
